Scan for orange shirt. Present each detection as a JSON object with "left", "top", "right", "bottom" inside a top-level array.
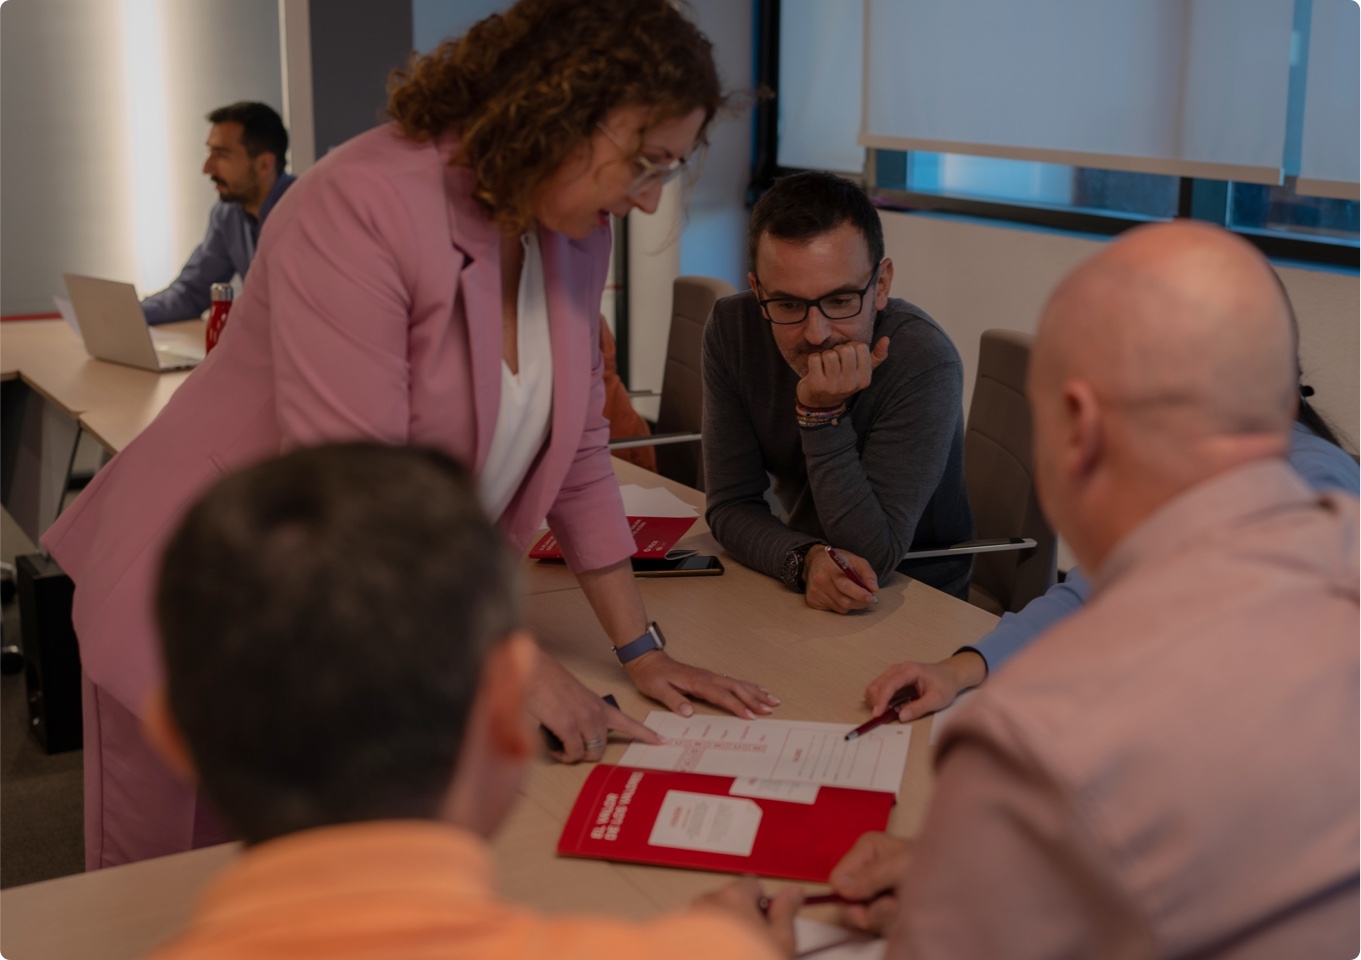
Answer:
[{"left": 146, "top": 820, "right": 779, "bottom": 960}]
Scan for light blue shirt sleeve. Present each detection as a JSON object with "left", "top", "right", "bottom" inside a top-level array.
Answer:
[
  {"left": 960, "top": 421, "right": 1359, "bottom": 674},
  {"left": 1287, "top": 420, "right": 1360, "bottom": 494},
  {"left": 963, "top": 568, "right": 1091, "bottom": 673}
]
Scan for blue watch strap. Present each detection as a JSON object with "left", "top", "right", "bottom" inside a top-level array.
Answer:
[{"left": 615, "top": 622, "right": 665, "bottom": 664}]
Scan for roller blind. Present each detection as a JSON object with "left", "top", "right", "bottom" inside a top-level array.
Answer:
[
  {"left": 777, "top": 0, "right": 865, "bottom": 174},
  {"left": 1297, "top": 0, "right": 1359, "bottom": 199},
  {"left": 860, "top": 0, "right": 1298, "bottom": 185}
]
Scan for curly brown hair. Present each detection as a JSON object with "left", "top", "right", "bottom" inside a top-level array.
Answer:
[{"left": 387, "top": 0, "right": 726, "bottom": 232}]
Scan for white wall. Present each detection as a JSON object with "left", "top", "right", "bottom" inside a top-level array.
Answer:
[
  {"left": 0, "top": 0, "right": 282, "bottom": 315},
  {"left": 882, "top": 210, "right": 1361, "bottom": 449},
  {"left": 626, "top": 0, "right": 755, "bottom": 401}
]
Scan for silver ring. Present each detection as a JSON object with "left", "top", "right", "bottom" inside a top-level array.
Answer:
[{"left": 583, "top": 737, "right": 606, "bottom": 750}]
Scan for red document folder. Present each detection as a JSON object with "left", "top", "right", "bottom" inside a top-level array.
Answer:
[
  {"left": 557, "top": 764, "right": 895, "bottom": 882},
  {"left": 529, "top": 516, "right": 697, "bottom": 560}
]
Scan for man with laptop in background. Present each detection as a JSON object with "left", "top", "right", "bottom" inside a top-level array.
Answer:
[{"left": 139, "top": 101, "right": 293, "bottom": 325}]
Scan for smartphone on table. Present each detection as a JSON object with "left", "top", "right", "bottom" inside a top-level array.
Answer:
[{"left": 630, "top": 554, "right": 724, "bottom": 577}]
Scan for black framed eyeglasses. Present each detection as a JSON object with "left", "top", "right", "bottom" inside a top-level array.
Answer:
[
  {"left": 597, "top": 123, "right": 688, "bottom": 198},
  {"left": 756, "top": 263, "right": 883, "bottom": 325}
]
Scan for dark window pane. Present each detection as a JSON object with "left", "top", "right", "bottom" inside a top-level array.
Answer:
[{"left": 1228, "top": 182, "right": 1359, "bottom": 246}]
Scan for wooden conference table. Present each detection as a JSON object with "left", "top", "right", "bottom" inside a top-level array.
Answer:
[
  {"left": 0, "top": 318, "right": 202, "bottom": 542},
  {"left": 0, "top": 336, "right": 1001, "bottom": 958}
]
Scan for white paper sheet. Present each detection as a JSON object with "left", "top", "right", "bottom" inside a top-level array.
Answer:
[
  {"left": 620, "top": 713, "right": 911, "bottom": 797},
  {"left": 794, "top": 918, "right": 885, "bottom": 959},
  {"left": 647, "top": 791, "right": 762, "bottom": 856},
  {"left": 730, "top": 777, "right": 821, "bottom": 805},
  {"left": 52, "top": 295, "right": 81, "bottom": 337}
]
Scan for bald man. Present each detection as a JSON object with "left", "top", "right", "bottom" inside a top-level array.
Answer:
[{"left": 826, "top": 222, "right": 1359, "bottom": 959}]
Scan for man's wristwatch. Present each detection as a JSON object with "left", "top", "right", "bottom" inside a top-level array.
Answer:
[
  {"left": 614, "top": 622, "right": 666, "bottom": 664},
  {"left": 781, "top": 542, "right": 823, "bottom": 594}
]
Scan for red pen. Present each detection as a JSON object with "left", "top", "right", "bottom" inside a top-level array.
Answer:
[
  {"left": 824, "top": 546, "right": 877, "bottom": 603},
  {"left": 844, "top": 685, "right": 918, "bottom": 741}
]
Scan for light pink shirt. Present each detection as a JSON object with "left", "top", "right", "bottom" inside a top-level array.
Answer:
[{"left": 891, "top": 460, "right": 1359, "bottom": 959}]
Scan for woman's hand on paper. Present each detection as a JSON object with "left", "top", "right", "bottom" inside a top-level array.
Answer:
[
  {"left": 828, "top": 832, "right": 910, "bottom": 934},
  {"left": 625, "top": 650, "right": 780, "bottom": 721},
  {"left": 863, "top": 650, "right": 987, "bottom": 723},
  {"left": 694, "top": 877, "right": 802, "bottom": 959},
  {"left": 527, "top": 649, "right": 661, "bottom": 762}
]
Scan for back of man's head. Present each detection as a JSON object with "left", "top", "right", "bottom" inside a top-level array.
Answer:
[
  {"left": 207, "top": 101, "right": 288, "bottom": 175},
  {"left": 155, "top": 443, "right": 520, "bottom": 844},
  {"left": 748, "top": 171, "right": 884, "bottom": 274},
  {"left": 1029, "top": 221, "right": 1296, "bottom": 564}
]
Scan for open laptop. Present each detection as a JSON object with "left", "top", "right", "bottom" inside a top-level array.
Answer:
[{"left": 62, "top": 273, "right": 205, "bottom": 372}]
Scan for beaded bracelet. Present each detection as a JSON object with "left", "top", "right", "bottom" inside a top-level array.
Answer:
[{"left": 795, "top": 401, "right": 847, "bottom": 429}]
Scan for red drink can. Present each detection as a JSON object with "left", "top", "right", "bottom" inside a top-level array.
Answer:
[{"left": 206, "top": 282, "right": 234, "bottom": 353}]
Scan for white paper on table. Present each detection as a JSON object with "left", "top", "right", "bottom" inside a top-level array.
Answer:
[
  {"left": 620, "top": 713, "right": 911, "bottom": 797},
  {"left": 794, "top": 918, "right": 885, "bottom": 959},
  {"left": 53, "top": 295, "right": 81, "bottom": 337},
  {"left": 647, "top": 791, "right": 761, "bottom": 856},
  {"left": 929, "top": 689, "right": 977, "bottom": 747},
  {"left": 617, "top": 483, "right": 698, "bottom": 517},
  {"left": 729, "top": 777, "right": 820, "bottom": 805}
]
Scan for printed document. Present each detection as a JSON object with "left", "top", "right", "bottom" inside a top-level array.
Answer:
[{"left": 620, "top": 713, "right": 911, "bottom": 797}]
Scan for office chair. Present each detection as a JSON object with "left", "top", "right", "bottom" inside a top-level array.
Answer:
[
  {"left": 901, "top": 329, "right": 1058, "bottom": 614},
  {"left": 609, "top": 275, "right": 737, "bottom": 490}
]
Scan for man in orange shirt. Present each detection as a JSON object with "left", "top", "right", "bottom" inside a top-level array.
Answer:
[{"left": 141, "top": 443, "right": 799, "bottom": 960}]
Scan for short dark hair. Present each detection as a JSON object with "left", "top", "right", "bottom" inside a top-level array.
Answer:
[
  {"left": 747, "top": 171, "right": 885, "bottom": 276},
  {"left": 206, "top": 101, "right": 288, "bottom": 175},
  {"left": 156, "top": 444, "right": 520, "bottom": 844}
]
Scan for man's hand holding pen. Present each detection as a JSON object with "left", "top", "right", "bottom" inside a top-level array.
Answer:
[
  {"left": 804, "top": 544, "right": 878, "bottom": 614},
  {"left": 828, "top": 832, "right": 911, "bottom": 934},
  {"left": 693, "top": 878, "right": 803, "bottom": 958}
]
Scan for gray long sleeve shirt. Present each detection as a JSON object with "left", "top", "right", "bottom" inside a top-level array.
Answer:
[{"left": 702, "top": 292, "right": 973, "bottom": 595}]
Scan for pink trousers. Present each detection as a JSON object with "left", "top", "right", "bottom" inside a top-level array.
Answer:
[{"left": 81, "top": 672, "right": 232, "bottom": 870}]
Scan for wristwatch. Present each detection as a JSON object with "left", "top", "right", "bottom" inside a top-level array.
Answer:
[
  {"left": 781, "top": 542, "right": 822, "bottom": 594},
  {"left": 614, "top": 622, "right": 666, "bottom": 664}
]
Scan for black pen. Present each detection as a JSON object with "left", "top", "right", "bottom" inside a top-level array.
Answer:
[{"left": 844, "top": 685, "right": 917, "bottom": 741}]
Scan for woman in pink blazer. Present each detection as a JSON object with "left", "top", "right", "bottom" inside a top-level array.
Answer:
[{"left": 43, "top": 0, "right": 777, "bottom": 870}]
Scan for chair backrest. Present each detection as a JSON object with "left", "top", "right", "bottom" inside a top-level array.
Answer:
[
  {"left": 964, "top": 329, "right": 1058, "bottom": 614},
  {"left": 654, "top": 275, "right": 736, "bottom": 489}
]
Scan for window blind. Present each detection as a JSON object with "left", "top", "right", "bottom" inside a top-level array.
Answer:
[
  {"left": 777, "top": 0, "right": 865, "bottom": 174},
  {"left": 860, "top": 0, "right": 1298, "bottom": 185},
  {"left": 1297, "top": 0, "right": 1359, "bottom": 200}
]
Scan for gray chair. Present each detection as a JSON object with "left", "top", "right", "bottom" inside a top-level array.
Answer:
[
  {"left": 609, "top": 275, "right": 736, "bottom": 490},
  {"left": 961, "top": 329, "right": 1058, "bottom": 614},
  {"left": 897, "top": 329, "right": 1057, "bottom": 613}
]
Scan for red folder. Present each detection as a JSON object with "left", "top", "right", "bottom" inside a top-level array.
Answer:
[
  {"left": 557, "top": 764, "right": 894, "bottom": 882},
  {"left": 529, "top": 516, "right": 696, "bottom": 560}
]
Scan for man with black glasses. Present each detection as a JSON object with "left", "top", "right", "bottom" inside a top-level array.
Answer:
[{"left": 702, "top": 171, "right": 973, "bottom": 613}]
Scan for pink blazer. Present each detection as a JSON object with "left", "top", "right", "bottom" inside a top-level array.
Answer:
[{"left": 43, "top": 124, "right": 635, "bottom": 715}]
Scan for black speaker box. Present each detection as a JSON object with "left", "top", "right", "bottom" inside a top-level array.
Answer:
[{"left": 16, "top": 553, "right": 82, "bottom": 753}]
